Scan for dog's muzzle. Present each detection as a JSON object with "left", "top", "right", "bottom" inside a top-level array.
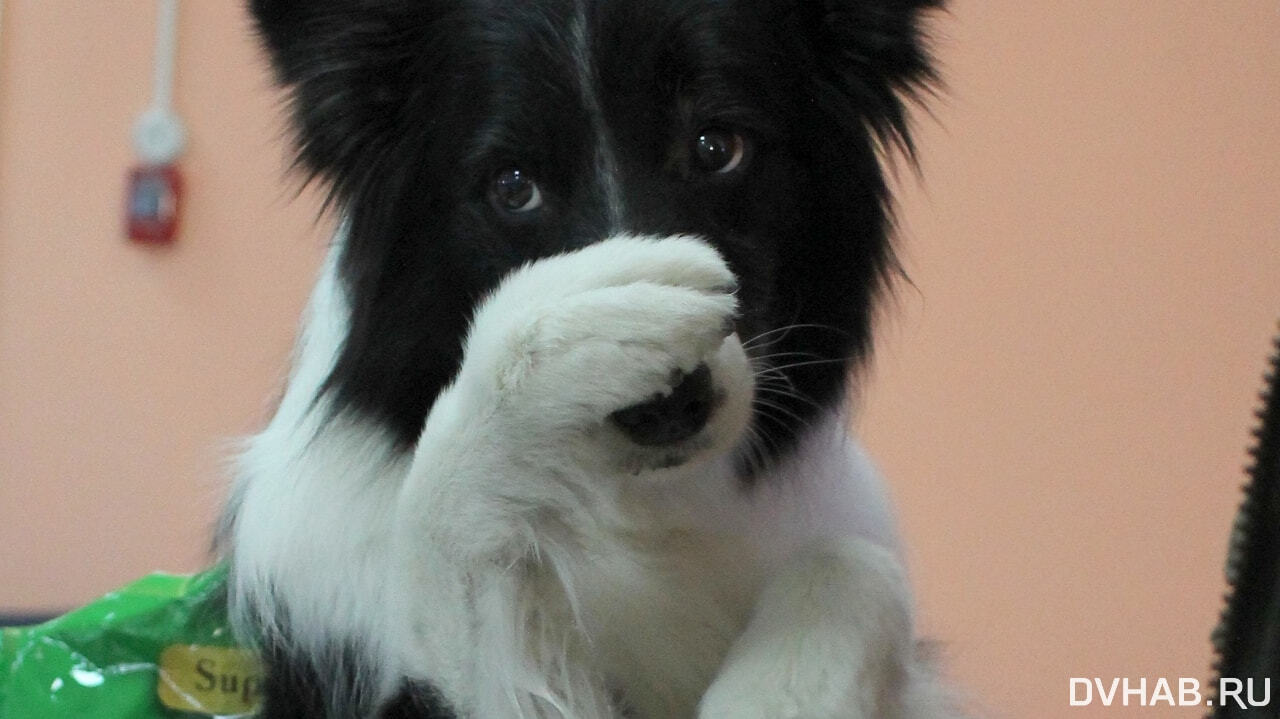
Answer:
[{"left": 610, "top": 363, "right": 716, "bottom": 446}]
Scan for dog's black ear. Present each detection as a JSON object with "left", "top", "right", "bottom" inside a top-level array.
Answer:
[
  {"left": 799, "top": 0, "right": 943, "bottom": 154},
  {"left": 247, "top": 0, "right": 443, "bottom": 189}
]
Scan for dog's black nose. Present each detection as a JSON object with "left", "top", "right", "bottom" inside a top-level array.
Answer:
[{"left": 611, "top": 364, "right": 715, "bottom": 446}]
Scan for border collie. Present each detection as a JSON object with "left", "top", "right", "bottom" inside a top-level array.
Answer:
[{"left": 219, "top": 0, "right": 965, "bottom": 716}]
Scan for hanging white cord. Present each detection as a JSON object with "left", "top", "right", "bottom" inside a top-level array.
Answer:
[
  {"left": 151, "top": 0, "right": 178, "bottom": 114},
  {"left": 133, "top": 0, "right": 186, "bottom": 164}
]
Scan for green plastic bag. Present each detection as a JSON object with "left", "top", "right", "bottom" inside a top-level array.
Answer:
[{"left": 0, "top": 565, "right": 263, "bottom": 718}]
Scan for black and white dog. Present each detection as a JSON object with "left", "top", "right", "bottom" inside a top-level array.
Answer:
[{"left": 219, "top": 0, "right": 963, "bottom": 716}]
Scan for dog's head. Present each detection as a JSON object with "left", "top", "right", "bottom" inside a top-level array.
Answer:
[{"left": 251, "top": 0, "right": 940, "bottom": 471}]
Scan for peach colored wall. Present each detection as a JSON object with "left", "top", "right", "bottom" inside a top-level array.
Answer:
[
  {"left": 1, "top": 2, "right": 1278, "bottom": 717},
  {"left": 0, "top": 1, "right": 329, "bottom": 602}
]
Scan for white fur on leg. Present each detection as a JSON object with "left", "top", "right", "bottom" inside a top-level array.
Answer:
[
  {"left": 698, "top": 537, "right": 915, "bottom": 719},
  {"left": 391, "top": 234, "right": 751, "bottom": 717}
]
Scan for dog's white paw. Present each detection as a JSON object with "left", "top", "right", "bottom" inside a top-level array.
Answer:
[
  {"left": 402, "top": 235, "right": 754, "bottom": 564},
  {"left": 697, "top": 538, "right": 914, "bottom": 719},
  {"left": 456, "top": 234, "right": 751, "bottom": 471}
]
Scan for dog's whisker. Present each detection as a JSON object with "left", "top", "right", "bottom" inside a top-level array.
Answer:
[
  {"left": 750, "top": 407, "right": 805, "bottom": 451},
  {"left": 751, "top": 397, "right": 813, "bottom": 432},
  {"left": 750, "top": 367, "right": 804, "bottom": 389},
  {"left": 752, "top": 372, "right": 803, "bottom": 399},
  {"left": 752, "top": 384, "right": 823, "bottom": 411},
  {"left": 750, "top": 364, "right": 804, "bottom": 387},
  {"left": 737, "top": 422, "right": 774, "bottom": 476},
  {"left": 759, "top": 356, "right": 858, "bottom": 373},
  {"left": 746, "top": 350, "right": 827, "bottom": 364},
  {"left": 741, "top": 324, "right": 805, "bottom": 350},
  {"left": 745, "top": 412, "right": 785, "bottom": 459},
  {"left": 741, "top": 323, "right": 850, "bottom": 351}
]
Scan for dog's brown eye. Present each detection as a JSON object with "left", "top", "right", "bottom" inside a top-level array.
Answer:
[
  {"left": 692, "top": 128, "right": 747, "bottom": 175},
  {"left": 490, "top": 168, "right": 543, "bottom": 213}
]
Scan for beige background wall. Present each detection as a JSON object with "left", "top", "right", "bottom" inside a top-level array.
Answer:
[{"left": 2, "top": 1, "right": 1278, "bottom": 716}]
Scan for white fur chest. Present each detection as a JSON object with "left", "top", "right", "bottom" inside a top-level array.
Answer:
[
  {"left": 568, "top": 503, "right": 762, "bottom": 716},
  {"left": 531, "top": 427, "right": 902, "bottom": 718}
]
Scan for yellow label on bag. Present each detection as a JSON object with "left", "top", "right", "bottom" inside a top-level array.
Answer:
[{"left": 156, "top": 645, "right": 265, "bottom": 716}]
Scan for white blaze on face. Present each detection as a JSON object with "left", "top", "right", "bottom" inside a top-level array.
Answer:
[{"left": 569, "top": 0, "right": 627, "bottom": 232}]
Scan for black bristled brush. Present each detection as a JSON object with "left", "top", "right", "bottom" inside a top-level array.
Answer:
[{"left": 1210, "top": 322, "right": 1280, "bottom": 718}]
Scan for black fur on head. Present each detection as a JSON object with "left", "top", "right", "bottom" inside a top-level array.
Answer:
[{"left": 251, "top": 0, "right": 942, "bottom": 470}]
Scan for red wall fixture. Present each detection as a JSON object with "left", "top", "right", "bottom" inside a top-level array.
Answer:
[{"left": 125, "top": 164, "right": 182, "bottom": 245}]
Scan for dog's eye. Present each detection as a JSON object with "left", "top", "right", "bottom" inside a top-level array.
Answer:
[
  {"left": 490, "top": 168, "right": 543, "bottom": 213},
  {"left": 692, "top": 128, "right": 748, "bottom": 175}
]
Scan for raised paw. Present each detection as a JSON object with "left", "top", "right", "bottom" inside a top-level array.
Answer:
[{"left": 455, "top": 234, "right": 754, "bottom": 474}]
